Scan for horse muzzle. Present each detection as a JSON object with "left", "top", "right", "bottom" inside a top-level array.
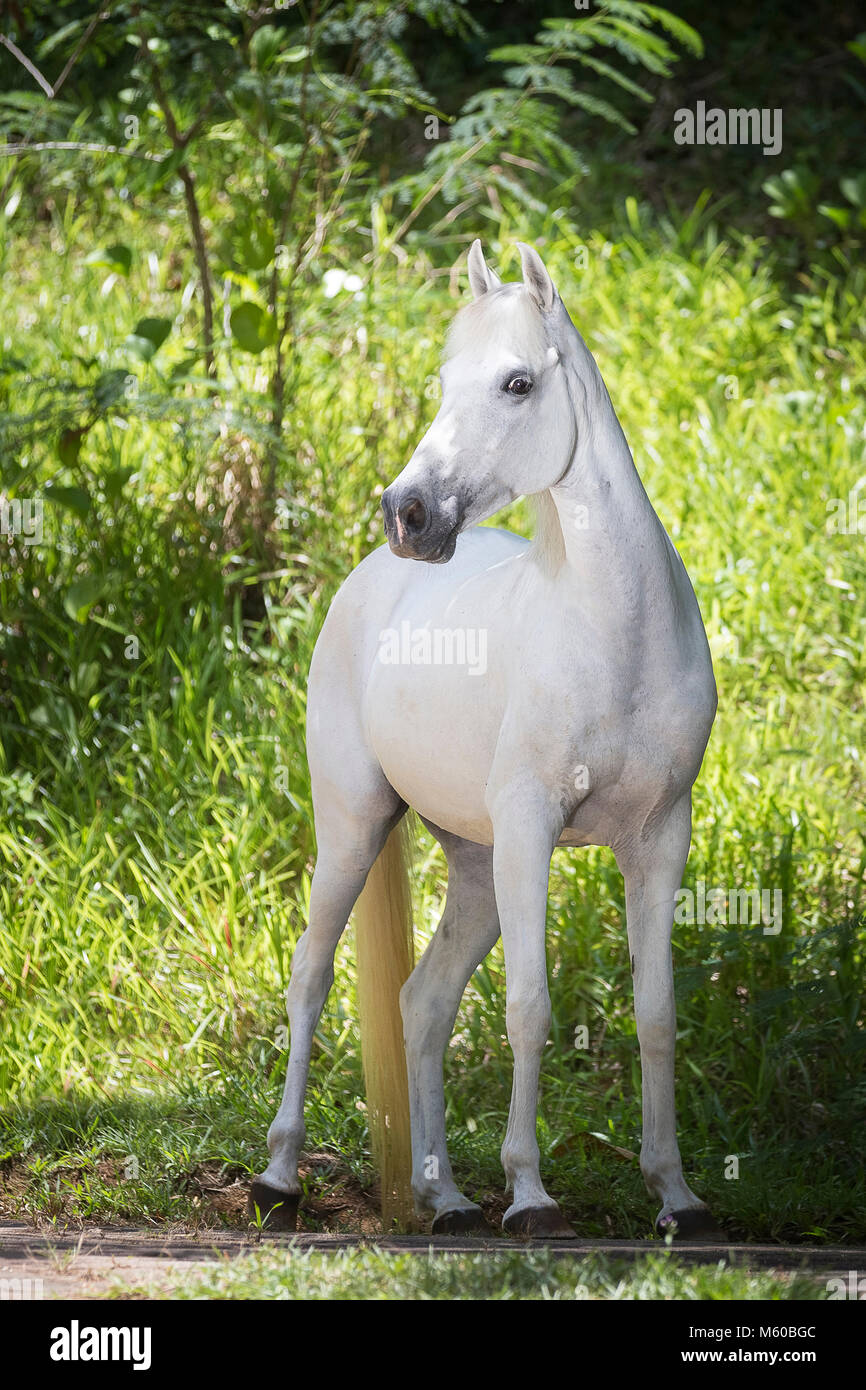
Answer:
[{"left": 381, "top": 486, "right": 460, "bottom": 563}]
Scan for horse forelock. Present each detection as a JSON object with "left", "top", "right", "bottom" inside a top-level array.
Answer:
[{"left": 443, "top": 283, "right": 551, "bottom": 366}]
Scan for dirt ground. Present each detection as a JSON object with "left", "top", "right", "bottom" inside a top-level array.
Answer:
[{"left": 0, "top": 1150, "right": 399, "bottom": 1236}]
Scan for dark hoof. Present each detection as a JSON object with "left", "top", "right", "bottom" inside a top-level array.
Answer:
[
  {"left": 656, "top": 1207, "right": 727, "bottom": 1242},
  {"left": 248, "top": 1178, "right": 300, "bottom": 1231},
  {"left": 432, "top": 1207, "right": 494, "bottom": 1237},
  {"left": 503, "top": 1205, "right": 577, "bottom": 1239}
]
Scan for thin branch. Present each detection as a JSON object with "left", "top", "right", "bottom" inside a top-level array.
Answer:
[
  {"left": 147, "top": 56, "right": 216, "bottom": 378},
  {"left": 0, "top": 33, "right": 54, "bottom": 97},
  {"left": 0, "top": 8, "right": 111, "bottom": 99},
  {"left": 384, "top": 130, "right": 491, "bottom": 250},
  {"left": 177, "top": 166, "right": 216, "bottom": 378},
  {"left": 0, "top": 140, "right": 166, "bottom": 161},
  {"left": 0, "top": 7, "right": 114, "bottom": 204},
  {"left": 53, "top": 8, "right": 112, "bottom": 98},
  {"left": 264, "top": 0, "right": 321, "bottom": 507}
]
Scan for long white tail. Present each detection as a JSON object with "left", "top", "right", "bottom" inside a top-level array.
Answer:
[{"left": 354, "top": 818, "right": 415, "bottom": 1228}]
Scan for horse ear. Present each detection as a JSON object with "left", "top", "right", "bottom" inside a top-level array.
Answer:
[
  {"left": 467, "top": 239, "right": 501, "bottom": 299},
  {"left": 516, "top": 241, "right": 556, "bottom": 313}
]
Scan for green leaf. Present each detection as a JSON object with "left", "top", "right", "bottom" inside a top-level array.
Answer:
[
  {"left": 818, "top": 204, "right": 852, "bottom": 230},
  {"left": 239, "top": 220, "right": 275, "bottom": 271},
  {"left": 250, "top": 24, "right": 284, "bottom": 73},
  {"left": 85, "top": 244, "right": 132, "bottom": 275},
  {"left": 568, "top": 89, "right": 636, "bottom": 132},
  {"left": 230, "top": 302, "right": 276, "bottom": 353},
  {"left": 58, "top": 428, "right": 86, "bottom": 467},
  {"left": 64, "top": 575, "right": 103, "bottom": 623},
  {"left": 93, "top": 368, "right": 129, "bottom": 409},
  {"left": 488, "top": 44, "right": 546, "bottom": 63},
  {"left": 840, "top": 174, "right": 866, "bottom": 209},
  {"left": 102, "top": 466, "right": 135, "bottom": 500},
  {"left": 219, "top": 215, "right": 275, "bottom": 274},
  {"left": 70, "top": 661, "right": 100, "bottom": 697},
  {"left": 846, "top": 35, "right": 866, "bottom": 66},
  {"left": 372, "top": 201, "right": 389, "bottom": 249},
  {"left": 636, "top": 4, "right": 703, "bottom": 58},
  {"left": 46, "top": 485, "right": 91, "bottom": 518},
  {"left": 576, "top": 55, "right": 653, "bottom": 102},
  {"left": 37, "top": 19, "right": 89, "bottom": 59},
  {"left": 125, "top": 316, "right": 172, "bottom": 361}
]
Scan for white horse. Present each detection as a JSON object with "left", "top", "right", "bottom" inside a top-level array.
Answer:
[{"left": 251, "top": 240, "right": 720, "bottom": 1240}]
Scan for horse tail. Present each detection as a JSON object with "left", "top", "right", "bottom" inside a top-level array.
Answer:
[{"left": 354, "top": 817, "right": 415, "bottom": 1228}]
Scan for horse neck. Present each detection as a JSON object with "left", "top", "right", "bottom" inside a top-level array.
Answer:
[{"left": 541, "top": 331, "right": 672, "bottom": 622}]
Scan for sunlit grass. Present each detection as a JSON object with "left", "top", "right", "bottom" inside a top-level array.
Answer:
[{"left": 112, "top": 1247, "right": 825, "bottom": 1302}]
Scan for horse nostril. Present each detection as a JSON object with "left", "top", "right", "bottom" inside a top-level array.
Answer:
[{"left": 398, "top": 497, "right": 428, "bottom": 536}]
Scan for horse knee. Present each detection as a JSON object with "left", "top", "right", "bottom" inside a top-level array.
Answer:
[
  {"left": 505, "top": 989, "right": 551, "bottom": 1052},
  {"left": 635, "top": 1007, "right": 675, "bottom": 1061},
  {"left": 633, "top": 981, "right": 675, "bottom": 1057}
]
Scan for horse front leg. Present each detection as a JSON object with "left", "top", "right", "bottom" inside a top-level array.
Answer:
[
  {"left": 490, "top": 781, "right": 576, "bottom": 1238},
  {"left": 616, "top": 794, "right": 724, "bottom": 1240},
  {"left": 251, "top": 812, "right": 398, "bottom": 1230}
]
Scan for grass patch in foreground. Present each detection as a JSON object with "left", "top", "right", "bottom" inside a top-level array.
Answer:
[{"left": 120, "top": 1248, "right": 825, "bottom": 1302}]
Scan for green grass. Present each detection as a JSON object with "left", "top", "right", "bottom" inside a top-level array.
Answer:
[
  {"left": 1, "top": 192, "right": 865, "bottom": 1251},
  {"left": 108, "top": 1247, "right": 826, "bottom": 1301}
]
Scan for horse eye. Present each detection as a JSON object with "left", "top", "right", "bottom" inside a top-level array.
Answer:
[{"left": 504, "top": 376, "right": 533, "bottom": 396}]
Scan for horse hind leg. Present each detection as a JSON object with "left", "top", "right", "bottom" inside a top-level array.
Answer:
[
  {"left": 250, "top": 774, "right": 404, "bottom": 1231},
  {"left": 400, "top": 828, "right": 500, "bottom": 1235}
]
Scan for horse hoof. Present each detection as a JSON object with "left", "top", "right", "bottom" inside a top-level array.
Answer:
[
  {"left": 431, "top": 1207, "right": 494, "bottom": 1237},
  {"left": 503, "top": 1205, "right": 577, "bottom": 1239},
  {"left": 248, "top": 1178, "right": 300, "bottom": 1231},
  {"left": 656, "top": 1207, "right": 727, "bottom": 1242}
]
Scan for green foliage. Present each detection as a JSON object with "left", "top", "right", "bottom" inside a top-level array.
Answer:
[
  {"left": 146, "top": 1247, "right": 823, "bottom": 1301},
  {"left": 761, "top": 35, "right": 866, "bottom": 252},
  {"left": 394, "top": 1, "right": 701, "bottom": 231},
  {"left": 763, "top": 168, "right": 822, "bottom": 225}
]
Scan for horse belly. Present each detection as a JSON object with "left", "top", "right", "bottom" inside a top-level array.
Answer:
[{"left": 365, "top": 658, "right": 500, "bottom": 844}]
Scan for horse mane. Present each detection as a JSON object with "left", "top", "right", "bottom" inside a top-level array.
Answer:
[
  {"left": 444, "top": 283, "right": 568, "bottom": 576},
  {"left": 528, "top": 490, "right": 567, "bottom": 575}
]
